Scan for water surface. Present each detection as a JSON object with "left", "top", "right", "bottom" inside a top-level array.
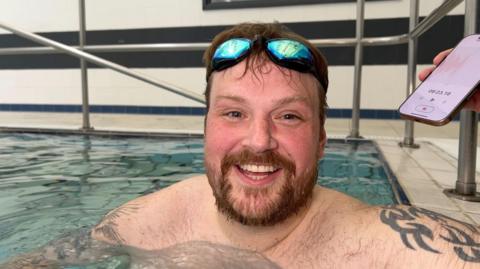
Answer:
[{"left": 0, "top": 133, "right": 397, "bottom": 265}]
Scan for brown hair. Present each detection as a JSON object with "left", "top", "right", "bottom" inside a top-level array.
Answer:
[{"left": 203, "top": 22, "right": 328, "bottom": 125}]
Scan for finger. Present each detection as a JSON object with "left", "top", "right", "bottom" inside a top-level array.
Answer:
[
  {"left": 418, "top": 48, "right": 453, "bottom": 81},
  {"left": 418, "top": 66, "right": 435, "bottom": 81},
  {"left": 432, "top": 48, "right": 453, "bottom": 66}
]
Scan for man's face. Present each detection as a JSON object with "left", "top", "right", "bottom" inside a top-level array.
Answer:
[{"left": 204, "top": 58, "right": 326, "bottom": 226}]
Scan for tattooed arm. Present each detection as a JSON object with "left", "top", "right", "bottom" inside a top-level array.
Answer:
[
  {"left": 380, "top": 205, "right": 480, "bottom": 267},
  {"left": 0, "top": 228, "right": 127, "bottom": 269}
]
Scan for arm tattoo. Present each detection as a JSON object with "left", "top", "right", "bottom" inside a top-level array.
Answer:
[
  {"left": 93, "top": 203, "right": 140, "bottom": 245},
  {"left": 380, "top": 205, "right": 480, "bottom": 262}
]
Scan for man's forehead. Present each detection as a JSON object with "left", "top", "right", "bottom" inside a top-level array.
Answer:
[{"left": 210, "top": 60, "right": 320, "bottom": 100}]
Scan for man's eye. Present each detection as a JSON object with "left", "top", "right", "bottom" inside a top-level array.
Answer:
[
  {"left": 282, "top": 114, "right": 300, "bottom": 120},
  {"left": 225, "top": 111, "right": 242, "bottom": 118}
]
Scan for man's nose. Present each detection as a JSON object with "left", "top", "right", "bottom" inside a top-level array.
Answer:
[{"left": 244, "top": 117, "right": 278, "bottom": 153}]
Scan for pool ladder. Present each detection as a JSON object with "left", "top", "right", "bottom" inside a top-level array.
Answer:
[{"left": 0, "top": 0, "right": 478, "bottom": 201}]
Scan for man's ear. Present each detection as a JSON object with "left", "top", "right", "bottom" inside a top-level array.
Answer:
[{"left": 317, "top": 128, "right": 327, "bottom": 160}]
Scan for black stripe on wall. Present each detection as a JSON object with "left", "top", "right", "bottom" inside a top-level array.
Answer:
[
  {"left": 202, "top": 0, "right": 387, "bottom": 10},
  {"left": 0, "top": 15, "right": 472, "bottom": 69}
]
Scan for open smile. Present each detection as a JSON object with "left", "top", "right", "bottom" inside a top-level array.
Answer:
[{"left": 234, "top": 164, "right": 282, "bottom": 186}]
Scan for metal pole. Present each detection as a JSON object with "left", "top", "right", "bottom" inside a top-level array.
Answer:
[
  {"left": 0, "top": 35, "right": 411, "bottom": 56},
  {"left": 0, "top": 22, "right": 205, "bottom": 104},
  {"left": 400, "top": 0, "right": 420, "bottom": 148},
  {"left": 0, "top": 0, "right": 467, "bottom": 58},
  {"left": 349, "top": 0, "right": 365, "bottom": 138},
  {"left": 444, "top": 0, "right": 480, "bottom": 201},
  {"left": 79, "top": 0, "right": 92, "bottom": 131}
]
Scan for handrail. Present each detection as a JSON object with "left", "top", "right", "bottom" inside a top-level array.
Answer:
[
  {"left": 78, "top": 0, "right": 91, "bottom": 130},
  {"left": 0, "top": 0, "right": 477, "bottom": 201},
  {"left": 444, "top": 0, "right": 480, "bottom": 202},
  {"left": 410, "top": 0, "right": 464, "bottom": 38},
  {"left": 0, "top": 0, "right": 461, "bottom": 57},
  {"left": 312, "top": 35, "right": 409, "bottom": 47},
  {"left": 0, "top": 0, "right": 464, "bottom": 111},
  {"left": 0, "top": 35, "right": 410, "bottom": 56},
  {"left": 349, "top": 0, "right": 366, "bottom": 138},
  {"left": 400, "top": 0, "right": 420, "bottom": 149},
  {"left": 0, "top": 0, "right": 462, "bottom": 57},
  {"left": 0, "top": 21, "right": 205, "bottom": 105},
  {"left": 0, "top": 43, "right": 211, "bottom": 55}
]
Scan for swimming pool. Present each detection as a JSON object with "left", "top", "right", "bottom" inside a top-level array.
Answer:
[{"left": 0, "top": 133, "right": 406, "bottom": 265}]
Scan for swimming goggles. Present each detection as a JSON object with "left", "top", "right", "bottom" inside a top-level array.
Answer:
[{"left": 211, "top": 37, "right": 324, "bottom": 90}]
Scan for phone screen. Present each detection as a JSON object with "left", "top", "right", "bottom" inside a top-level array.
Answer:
[{"left": 399, "top": 34, "right": 480, "bottom": 124}]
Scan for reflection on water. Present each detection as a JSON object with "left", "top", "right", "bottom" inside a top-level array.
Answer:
[{"left": 0, "top": 133, "right": 397, "bottom": 264}]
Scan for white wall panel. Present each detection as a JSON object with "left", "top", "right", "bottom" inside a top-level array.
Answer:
[
  {"left": 0, "top": 0, "right": 461, "bottom": 113},
  {"left": 0, "top": 65, "right": 430, "bottom": 109},
  {"left": 84, "top": 0, "right": 465, "bottom": 30},
  {"left": 0, "top": 0, "right": 77, "bottom": 34},
  {"left": 0, "top": 0, "right": 465, "bottom": 33},
  {"left": 0, "top": 70, "right": 81, "bottom": 104},
  {"left": 88, "top": 68, "right": 205, "bottom": 107}
]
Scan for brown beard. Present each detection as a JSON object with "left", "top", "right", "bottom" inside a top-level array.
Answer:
[{"left": 206, "top": 149, "right": 318, "bottom": 226}]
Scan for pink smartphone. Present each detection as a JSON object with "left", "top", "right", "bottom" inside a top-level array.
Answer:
[{"left": 398, "top": 34, "right": 480, "bottom": 126}]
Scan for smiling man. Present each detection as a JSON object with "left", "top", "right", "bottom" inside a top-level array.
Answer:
[{"left": 90, "top": 23, "right": 480, "bottom": 268}]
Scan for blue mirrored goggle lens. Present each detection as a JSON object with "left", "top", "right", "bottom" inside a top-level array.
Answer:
[
  {"left": 209, "top": 37, "right": 324, "bottom": 91},
  {"left": 213, "top": 38, "right": 252, "bottom": 60},
  {"left": 266, "top": 39, "right": 313, "bottom": 65}
]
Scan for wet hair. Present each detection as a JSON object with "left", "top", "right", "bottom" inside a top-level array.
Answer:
[{"left": 202, "top": 22, "right": 329, "bottom": 126}]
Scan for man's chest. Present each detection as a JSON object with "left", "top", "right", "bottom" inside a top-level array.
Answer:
[{"left": 262, "top": 229, "right": 385, "bottom": 269}]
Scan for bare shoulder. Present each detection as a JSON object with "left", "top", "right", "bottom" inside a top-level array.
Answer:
[
  {"left": 373, "top": 205, "right": 480, "bottom": 268},
  {"left": 304, "top": 189, "right": 480, "bottom": 267},
  {"left": 92, "top": 175, "right": 209, "bottom": 248},
  {"left": 298, "top": 187, "right": 374, "bottom": 239},
  {"left": 309, "top": 186, "right": 371, "bottom": 213},
  {"left": 303, "top": 186, "right": 374, "bottom": 232}
]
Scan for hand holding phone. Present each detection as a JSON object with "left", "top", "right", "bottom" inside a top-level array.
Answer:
[
  {"left": 399, "top": 34, "right": 480, "bottom": 126},
  {"left": 418, "top": 49, "right": 480, "bottom": 112}
]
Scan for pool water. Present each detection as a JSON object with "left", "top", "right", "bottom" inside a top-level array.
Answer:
[{"left": 0, "top": 133, "right": 402, "bottom": 264}]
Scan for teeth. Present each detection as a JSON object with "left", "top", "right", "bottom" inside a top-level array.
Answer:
[
  {"left": 250, "top": 174, "right": 268, "bottom": 180},
  {"left": 239, "top": 164, "right": 276, "bottom": 173}
]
